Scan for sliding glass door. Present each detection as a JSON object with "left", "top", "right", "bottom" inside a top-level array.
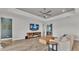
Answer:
[{"left": 1, "top": 17, "right": 12, "bottom": 39}]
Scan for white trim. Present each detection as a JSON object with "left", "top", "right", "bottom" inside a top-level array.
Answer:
[
  {"left": 47, "top": 11, "right": 75, "bottom": 21},
  {"left": 7, "top": 8, "right": 45, "bottom": 21}
]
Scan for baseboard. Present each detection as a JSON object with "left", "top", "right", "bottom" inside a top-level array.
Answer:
[{"left": 0, "top": 38, "right": 25, "bottom": 41}]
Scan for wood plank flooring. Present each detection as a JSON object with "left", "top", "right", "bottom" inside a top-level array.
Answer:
[
  {"left": 0, "top": 38, "right": 48, "bottom": 51},
  {"left": 0, "top": 38, "right": 79, "bottom": 51}
]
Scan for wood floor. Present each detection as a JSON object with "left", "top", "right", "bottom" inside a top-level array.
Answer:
[
  {"left": 0, "top": 38, "right": 79, "bottom": 51},
  {"left": 0, "top": 38, "right": 48, "bottom": 51}
]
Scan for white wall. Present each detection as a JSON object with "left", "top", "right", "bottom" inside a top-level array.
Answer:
[
  {"left": 48, "top": 14, "right": 79, "bottom": 38},
  {"left": 25, "top": 18, "right": 43, "bottom": 35},
  {"left": 0, "top": 9, "right": 43, "bottom": 40},
  {"left": 13, "top": 17, "right": 43, "bottom": 40},
  {"left": 1, "top": 8, "right": 78, "bottom": 40}
]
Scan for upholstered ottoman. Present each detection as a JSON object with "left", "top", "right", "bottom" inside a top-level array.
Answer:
[{"left": 39, "top": 38, "right": 47, "bottom": 44}]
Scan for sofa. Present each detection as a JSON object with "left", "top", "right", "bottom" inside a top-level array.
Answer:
[
  {"left": 39, "top": 34, "right": 75, "bottom": 51},
  {"left": 57, "top": 34, "right": 75, "bottom": 51}
]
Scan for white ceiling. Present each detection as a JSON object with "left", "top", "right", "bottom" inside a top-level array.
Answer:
[{"left": 17, "top": 8, "right": 75, "bottom": 19}]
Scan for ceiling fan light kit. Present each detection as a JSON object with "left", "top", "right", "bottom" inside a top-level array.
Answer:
[{"left": 40, "top": 8, "right": 52, "bottom": 18}]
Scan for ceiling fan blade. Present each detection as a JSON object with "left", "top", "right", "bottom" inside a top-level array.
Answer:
[
  {"left": 40, "top": 11, "right": 46, "bottom": 14},
  {"left": 40, "top": 10, "right": 52, "bottom": 14},
  {"left": 38, "top": 14, "right": 47, "bottom": 18},
  {"left": 46, "top": 10, "right": 52, "bottom": 13},
  {"left": 46, "top": 13, "right": 52, "bottom": 16}
]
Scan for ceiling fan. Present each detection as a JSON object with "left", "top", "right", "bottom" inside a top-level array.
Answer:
[{"left": 39, "top": 8, "right": 52, "bottom": 18}]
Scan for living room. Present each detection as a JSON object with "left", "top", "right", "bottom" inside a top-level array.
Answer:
[{"left": 0, "top": 8, "right": 79, "bottom": 51}]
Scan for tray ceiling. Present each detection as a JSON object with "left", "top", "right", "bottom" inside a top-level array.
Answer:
[{"left": 17, "top": 8, "right": 75, "bottom": 19}]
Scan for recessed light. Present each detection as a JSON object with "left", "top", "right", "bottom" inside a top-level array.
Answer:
[{"left": 62, "top": 10, "right": 65, "bottom": 12}]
